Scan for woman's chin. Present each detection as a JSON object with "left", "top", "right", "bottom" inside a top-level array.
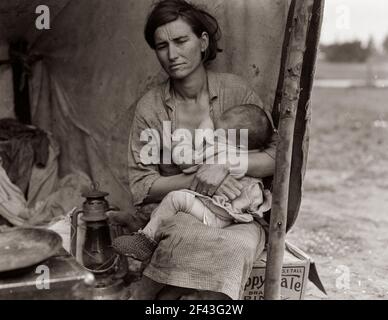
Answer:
[
  {"left": 169, "top": 70, "right": 189, "bottom": 80},
  {"left": 168, "top": 66, "right": 200, "bottom": 80}
]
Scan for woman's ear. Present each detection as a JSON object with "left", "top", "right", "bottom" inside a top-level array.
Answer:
[{"left": 200, "top": 32, "right": 209, "bottom": 52}]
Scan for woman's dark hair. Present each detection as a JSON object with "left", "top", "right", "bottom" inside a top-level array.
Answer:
[{"left": 144, "top": 0, "right": 222, "bottom": 64}]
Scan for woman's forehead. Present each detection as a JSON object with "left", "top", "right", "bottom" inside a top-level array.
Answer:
[{"left": 154, "top": 17, "right": 194, "bottom": 42}]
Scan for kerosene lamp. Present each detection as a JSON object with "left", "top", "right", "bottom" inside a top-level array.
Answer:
[{"left": 70, "top": 182, "right": 128, "bottom": 299}]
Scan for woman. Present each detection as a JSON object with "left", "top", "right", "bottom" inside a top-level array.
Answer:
[{"left": 115, "top": 0, "right": 277, "bottom": 300}]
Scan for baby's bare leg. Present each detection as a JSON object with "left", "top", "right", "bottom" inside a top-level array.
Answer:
[
  {"left": 144, "top": 190, "right": 231, "bottom": 236},
  {"left": 113, "top": 191, "right": 199, "bottom": 262},
  {"left": 143, "top": 190, "right": 197, "bottom": 240}
]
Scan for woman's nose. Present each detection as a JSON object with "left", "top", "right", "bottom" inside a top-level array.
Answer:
[{"left": 168, "top": 44, "right": 178, "bottom": 61}]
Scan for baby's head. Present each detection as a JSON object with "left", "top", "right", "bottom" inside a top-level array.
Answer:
[{"left": 214, "top": 104, "right": 272, "bottom": 150}]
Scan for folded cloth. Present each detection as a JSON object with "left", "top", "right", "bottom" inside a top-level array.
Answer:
[
  {"left": 0, "top": 118, "right": 49, "bottom": 195},
  {"left": 143, "top": 212, "right": 266, "bottom": 300},
  {"left": 0, "top": 162, "right": 91, "bottom": 227}
]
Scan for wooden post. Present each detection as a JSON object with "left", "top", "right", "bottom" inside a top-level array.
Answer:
[{"left": 264, "top": 0, "right": 316, "bottom": 300}]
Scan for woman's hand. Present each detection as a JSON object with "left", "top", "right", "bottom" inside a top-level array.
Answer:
[
  {"left": 214, "top": 175, "right": 243, "bottom": 200},
  {"left": 190, "top": 164, "right": 243, "bottom": 200}
]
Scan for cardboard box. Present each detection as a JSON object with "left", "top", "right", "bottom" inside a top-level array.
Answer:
[{"left": 243, "top": 242, "right": 310, "bottom": 300}]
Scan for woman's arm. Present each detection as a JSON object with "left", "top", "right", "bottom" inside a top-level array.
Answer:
[
  {"left": 247, "top": 127, "right": 278, "bottom": 178},
  {"left": 247, "top": 151, "right": 275, "bottom": 178},
  {"left": 145, "top": 173, "right": 195, "bottom": 204}
]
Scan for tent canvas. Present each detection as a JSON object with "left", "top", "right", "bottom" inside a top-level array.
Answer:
[{"left": 1, "top": 0, "right": 291, "bottom": 214}]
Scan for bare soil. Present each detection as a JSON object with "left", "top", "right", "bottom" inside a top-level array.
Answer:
[{"left": 287, "top": 86, "right": 388, "bottom": 300}]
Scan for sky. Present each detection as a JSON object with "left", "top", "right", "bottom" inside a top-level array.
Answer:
[{"left": 320, "top": 0, "right": 388, "bottom": 48}]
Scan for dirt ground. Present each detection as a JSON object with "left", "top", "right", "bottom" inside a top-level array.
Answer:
[{"left": 287, "top": 85, "right": 388, "bottom": 300}]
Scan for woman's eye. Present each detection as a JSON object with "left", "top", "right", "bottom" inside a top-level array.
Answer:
[{"left": 156, "top": 44, "right": 167, "bottom": 50}]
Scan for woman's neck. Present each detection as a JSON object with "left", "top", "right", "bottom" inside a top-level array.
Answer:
[{"left": 172, "top": 65, "right": 208, "bottom": 102}]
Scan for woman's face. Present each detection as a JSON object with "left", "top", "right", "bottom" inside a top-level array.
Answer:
[{"left": 154, "top": 17, "right": 209, "bottom": 80}]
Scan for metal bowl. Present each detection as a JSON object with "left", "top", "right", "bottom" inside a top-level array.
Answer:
[{"left": 0, "top": 228, "right": 62, "bottom": 273}]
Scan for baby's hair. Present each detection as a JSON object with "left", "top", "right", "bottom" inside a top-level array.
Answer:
[{"left": 215, "top": 104, "right": 272, "bottom": 150}]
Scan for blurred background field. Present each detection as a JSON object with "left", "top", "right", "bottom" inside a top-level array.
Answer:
[
  {"left": 287, "top": 58, "right": 388, "bottom": 299},
  {"left": 316, "top": 59, "right": 388, "bottom": 81}
]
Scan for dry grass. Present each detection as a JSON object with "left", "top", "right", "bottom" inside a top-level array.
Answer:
[{"left": 307, "top": 87, "right": 388, "bottom": 173}]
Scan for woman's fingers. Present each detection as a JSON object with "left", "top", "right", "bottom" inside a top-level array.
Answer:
[
  {"left": 217, "top": 184, "right": 238, "bottom": 200},
  {"left": 195, "top": 179, "right": 205, "bottom": 194},
  {"left": 193, "top": 177, "right": 210, "bottom": 195},
  {"left": 222, "top": 176, "right": 243, "bottom": 193},
  {"left": 192, "top": 164, "right": 229, "bottom": 195},
  {"left": 197, "top": 180, "right": 213, "bottom": 196},
  {"left": 207, "top": 184, "right": 219, "bottom": 197},
  {"left": 215, "top": 176, "right": 243, "bottom": 200},
  {"left": 191, "top": 164, "right": 244, "bottom": 199},
  {"left": 189, "top": 176, "right": 200, "bottom": 192}
]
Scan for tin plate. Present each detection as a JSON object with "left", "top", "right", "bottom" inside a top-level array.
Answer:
[{"left": 0, "top": 228, "right": 62, "bottom": 273}]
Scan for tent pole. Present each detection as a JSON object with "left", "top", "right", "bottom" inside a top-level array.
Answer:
[{"left": 264, "top": 0, "right": 316, "bottom": 300}]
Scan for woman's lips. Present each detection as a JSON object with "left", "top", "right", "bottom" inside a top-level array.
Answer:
[{"left": 170, "top": 63, "right": 184, "bottom": 70}]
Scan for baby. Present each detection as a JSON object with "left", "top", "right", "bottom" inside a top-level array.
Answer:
[{"left": 113, "top": 104, "right": 273, "bottom": 261}]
